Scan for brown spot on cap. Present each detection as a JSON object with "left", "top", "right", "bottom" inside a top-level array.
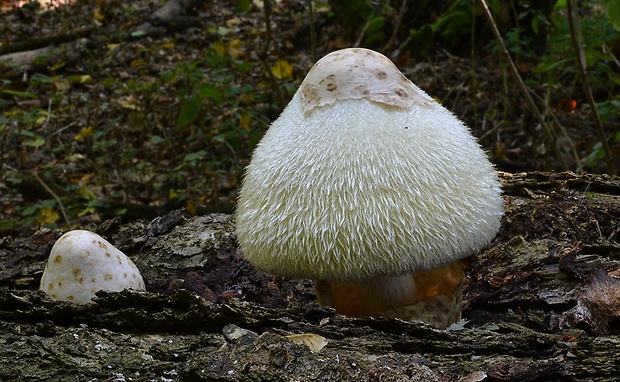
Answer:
[
  {"left": 54, "top": 255, "right": 62, "bottom": 264},
  {"left": 299, "top": 48, "right": 434, "bottom": 113},
  {"left": 104, "top": 273, "right": 113, "bottom": 281}
]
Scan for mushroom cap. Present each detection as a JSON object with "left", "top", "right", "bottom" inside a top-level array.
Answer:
[
  {"left": 39, "top": 230, "right": 145, "bottom": 304},
  {"left": 236, "top": 48, "right": 503, "bottom": 282}
]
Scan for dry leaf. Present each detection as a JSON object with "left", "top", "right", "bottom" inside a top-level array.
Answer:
[
  {"left": 559, "top": 269, "right": 620, "bottom": 335},
  {"left": 74, "top": 126, "right": 93, "bottom": 141},
  {"left": 285, "top": 333, "right": 327, "bottom": 353},
  {"left": 36, "top": 208, "right": 59, "bottom": 225},
  {"left": 271, "top": 59, "right": 293, "bottom": 80}
]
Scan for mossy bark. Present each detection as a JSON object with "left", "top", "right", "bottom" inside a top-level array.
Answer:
[{"left": 1, "top": 171, "right": 619, "bottom": 381}]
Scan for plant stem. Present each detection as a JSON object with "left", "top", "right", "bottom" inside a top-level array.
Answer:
[
  {"left": 307, "top": 0, "right": 317, "bottom": 61},
  {"left": 258, "top": 0, "right": 285, "bottom": 108},
  {"left": 566, "top": 0, "right": 616, "bottom": 174},
  {"left": 478, "top": 0, "right": 568, "bottom": 171},
  {"left": 32, "top": 170, "right": 71, "bottom": 227}
]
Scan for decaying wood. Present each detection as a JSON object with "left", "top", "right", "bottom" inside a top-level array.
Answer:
[{"left": 1, "top": 171, "right": 619, "bottom": 381}]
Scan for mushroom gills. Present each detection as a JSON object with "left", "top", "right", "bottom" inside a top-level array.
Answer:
[{"left": 314, "top": 260, "right": 465, "bottom": 329}]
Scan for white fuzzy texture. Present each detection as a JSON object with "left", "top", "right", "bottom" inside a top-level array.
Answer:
[
  {"left": 40, "top": 230, "right": 145, "bottom": 304},
  {"left": 236, "top": 48, "right": 503, "bottom": 282}
]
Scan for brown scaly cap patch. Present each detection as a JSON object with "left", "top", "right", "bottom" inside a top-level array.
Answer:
[{"left": 299, "top": 48, "right": 434, "bottom": 113}]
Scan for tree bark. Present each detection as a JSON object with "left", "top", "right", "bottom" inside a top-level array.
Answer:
[{"left": 1, "top": 171, "right": 619, "bottom": 381}]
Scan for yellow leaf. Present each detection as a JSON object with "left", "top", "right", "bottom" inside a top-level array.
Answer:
[
  {"left": 79, "top": 186, "right": 96, "bottom": 200},
  {"left": 169, "top": 189, "right": 179, "bottom": 200},
  {"left": 119, "top": 98, "right": 140, "bottom": 110},
  {"left": 68, "top": 153, "right": 85, "bottom": 161},
  {"left": 239, "top": 93, "right": 255, "bottom": 103},
  {"left": 186, "top": 200, "right": 197, "bottom": 216},
  {"left": 52, "top": 77, "right": 70, "bottom": 92},
  {"left": 37, "top": 208, "right": 60, "bottom": 225},
  {"left": 130, "top": 59, "right": 146, "bottom": 69},
  {"left": 107, "top": 43, "right": 121, "bottom": 51},
  {"left": 225, "top": 17, "right": 242, "bottom": 27},
  {"left": 78, "top": 207, "right": 96, "bottom": 217},
  {"left": 227, "top": 38, "right": 245, "bottom": 59},
  {"left": 74, "top": 126, "right": 93, "bottom": 141},
  {"left": 35, "top": 116, "right": 47, "bottom": 125},
  {"left": 239, "top": 113, "right": 252, "bottom": 130},
  {"left": 94, "top": 9, "right": 105, "bottom": 21},
  {"left": 94, "top": 0, "right": 105, "bottom": 21},
  {"left": 79, "top": 75, "right": 92, "bottom": 84},
  {"left": 211, "top": 41, "right": 227, "bottom": 56},
  {"left": 271, "top": 59, "right": 293, "bottom": 80}
]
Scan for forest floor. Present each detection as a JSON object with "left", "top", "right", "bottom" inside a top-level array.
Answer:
[{"left": 2, "top": 0, "right": 617, "bottom": 237}]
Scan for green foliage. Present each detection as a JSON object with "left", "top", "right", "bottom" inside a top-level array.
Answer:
[
  {"left": 328, "top": 0, "right": 373, "bottom": 37},
  {"left": 233, "top": 0, "right": 251, "bottom": 13},
  {"left": 530, "top": 1, "right": 620, "bottom": 170},
  {"left": 601, "top": 0, "right": 620, "bottom": 30},
  {"left": 585, "top": 130, "right": 620, "bottom": 169},
  {"left": 534, "top": 2, "right": 619, "bottom": 90}
]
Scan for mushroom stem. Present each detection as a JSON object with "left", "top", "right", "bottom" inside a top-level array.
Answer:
[{"left": 314, "top": 260, "right": 465, "bottom": 329}]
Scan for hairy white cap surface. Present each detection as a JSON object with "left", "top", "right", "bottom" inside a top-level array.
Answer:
[
  {"left": 236, "top": 48, "right": 503, "bottom": 282},
  {"left": 40, "top": 230, "right": 145, "bottom": 304}
]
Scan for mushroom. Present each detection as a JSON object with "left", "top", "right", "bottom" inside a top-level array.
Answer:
[
  {"left": 235, "top": 48, "right": 503, "bottom": 328},
  {"left": 40, "top": 230, "right": 145, "bottom": 304}
]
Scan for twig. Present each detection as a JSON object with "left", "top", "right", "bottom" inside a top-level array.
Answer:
[
  {"left": 354, "top": 10, "right": 376, "bottom": 48},
  {"left": 307, "top": 0, "right": 317, "bottom": 62},
  {"left": 537, "top": 88, "right": 584, "bottom": 173},
  {"left": 478, "top": 0, "right": 568, "bottom": 171},
  {"left": 46, "top": 99, "right": 52, "bottom": 124},
  {"left": 384, "top": 0, "right": 408, "bottom": 54},
  {"left": 31, "top": 170, "right": 71, "bottom": 227},
  {"left": 566, "top": 0, "right": 616, "bottom": 174}
]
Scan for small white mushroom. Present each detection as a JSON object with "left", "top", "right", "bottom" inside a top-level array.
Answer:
[
  {"left": 236, "top": 48, "right": 504, "bottom": 329},
  {"left": 40, "top": 230, "right": 145, "bottom": 304}
]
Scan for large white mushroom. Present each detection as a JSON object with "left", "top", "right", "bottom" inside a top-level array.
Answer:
[
  {"left": 236, "top": 48, "right": 503, "bottom": 328},
  {"left": 40, "top": 230, "right": 145, "bottom": 304}
]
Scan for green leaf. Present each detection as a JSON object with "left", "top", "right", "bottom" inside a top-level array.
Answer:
[
  {"left": 183, "top": 150, "right": 207, "bottom": 163},
  {"left": 177, "top": 95, "right": 201, "bottom": 128},
  {"left": 602, "top": 0, "right": 620, "bottom": 30},
  {"left": 23, "top": 137, "right": 46, "bottom": 148},
  {"left": 2, "top": 89, "right": 36, "bottom": 98},
  {"left": 199, "top": 84, "right": 223, "bottom": 104},
  {"left": 233, "top": 0, "right": 251, "bottom": 13}
]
